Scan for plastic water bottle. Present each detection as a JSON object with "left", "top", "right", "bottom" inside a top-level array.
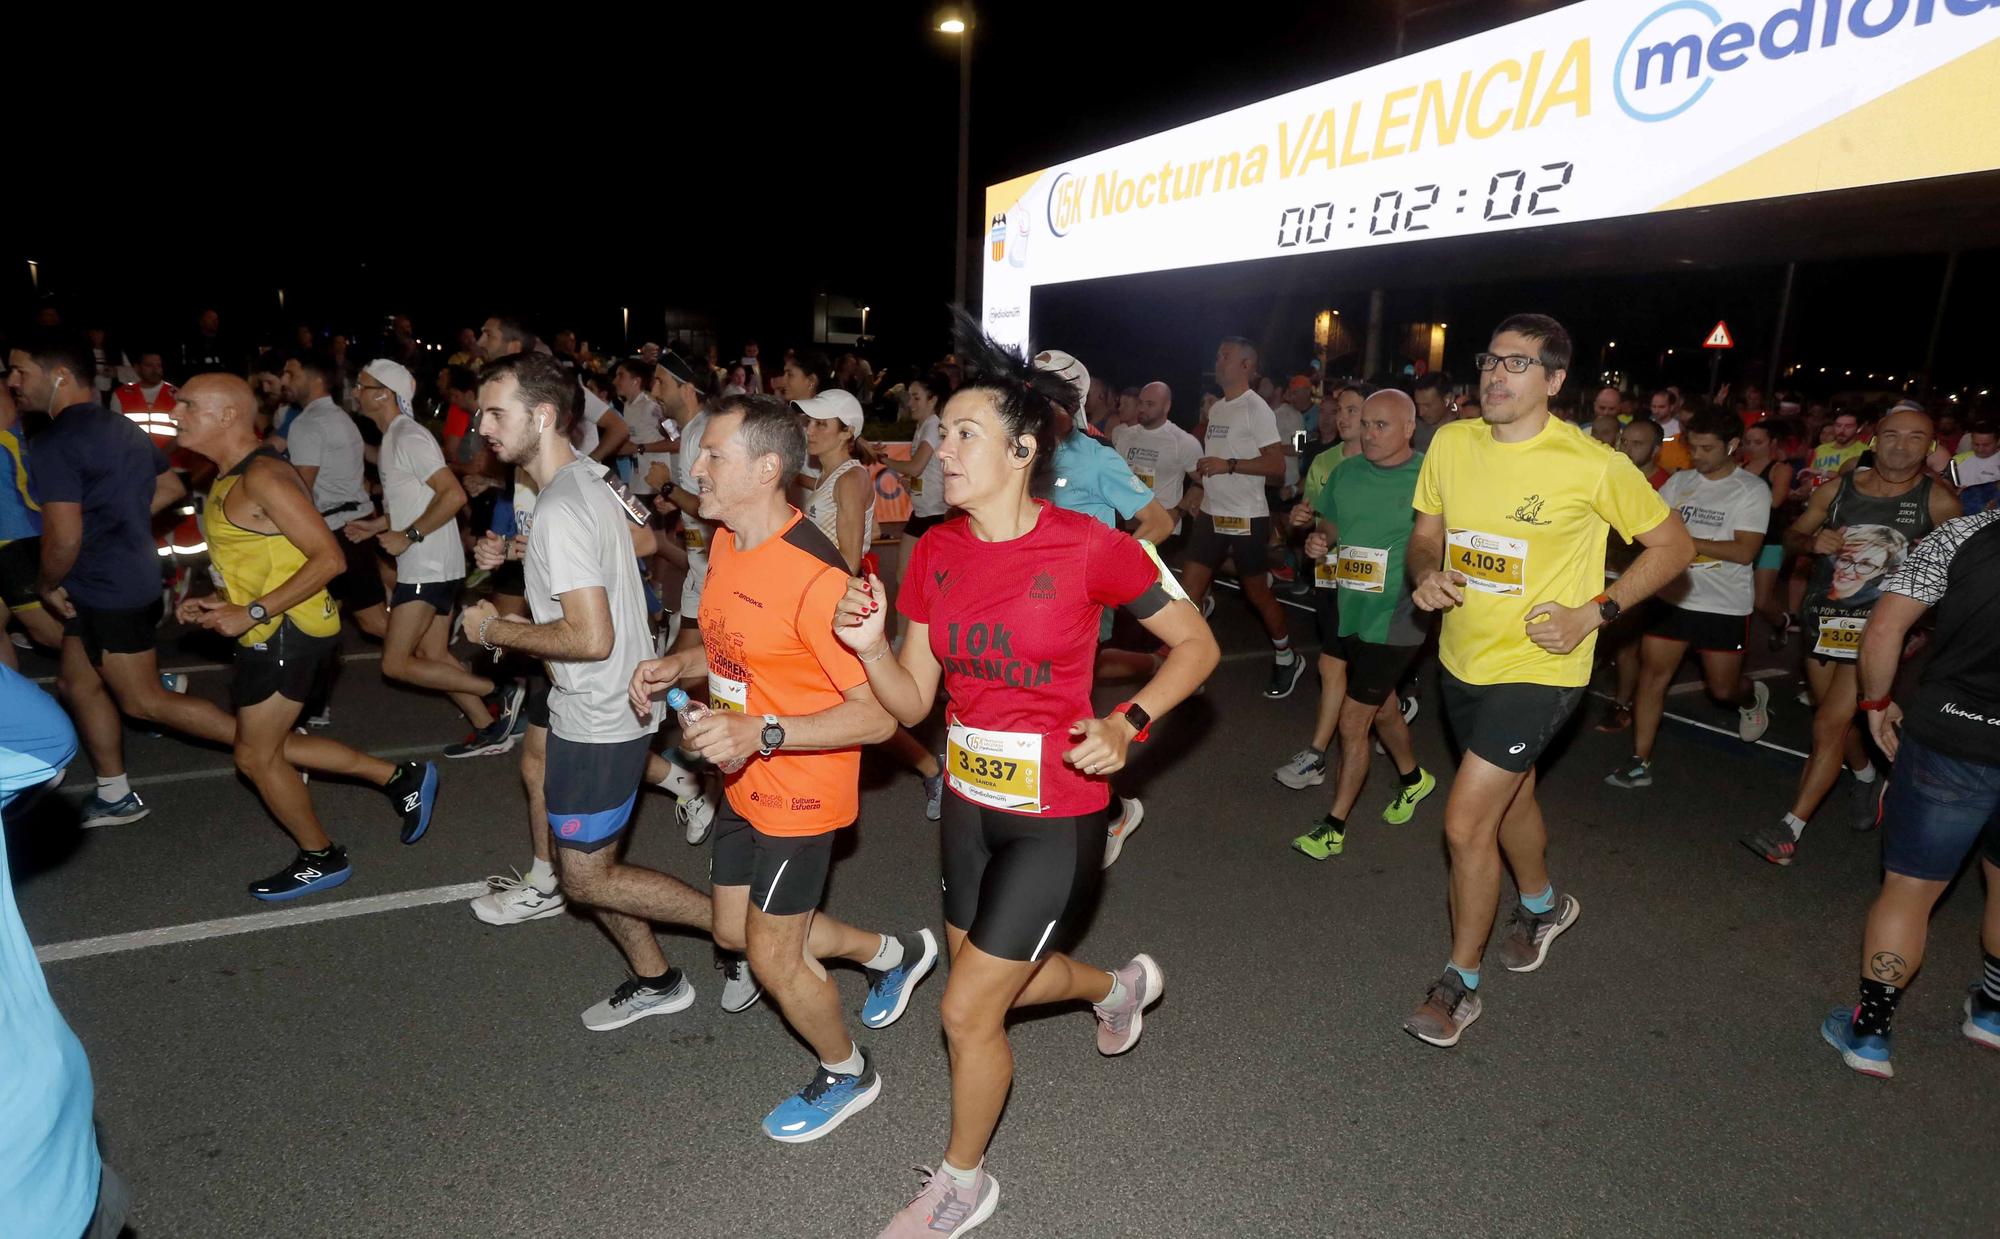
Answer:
[{"left": 666, "top": 687, "right": 745, "bottom": 774}]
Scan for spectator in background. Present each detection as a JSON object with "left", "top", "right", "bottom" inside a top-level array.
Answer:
[
  {"left": 180, "top": 307, "right": 229, "bottom": 379},
  {"left": 1953, "top": 422, "right": 2000, "bottom": 514},
  {"left": 720, "top": 364, "right": 750, "bottom": 397},
  {"left": 439, "top": 365, "right": 491, "bottom": 489},
  {"left": 446, "top": 327, "right": 481, "bottom": 369},
  {"left": 1411, "top": 371, "right": 1453, "bottom": 452},
  {"left": 1592, "top": 385, "right": 1622, "bottom": 426},
  {"left": 1591, "top": 414, "right": 1621, "bottom": 446},
  {"left": 250, "top": 354, "right": 292, "bottom": 442},
  {"left": 782, "top": 351, "right": 833, "bottom": 403},
  {"left": 1455, "top": 394, "right": 1481, "bottom": 421}
]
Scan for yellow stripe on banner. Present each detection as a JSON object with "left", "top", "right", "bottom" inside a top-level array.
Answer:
[
  {"left": 984, "top": 169, "right": 1045, "bottom": 222},
  {"left": 1654, "top": 39, "right": 2000, "bottom": 213}
]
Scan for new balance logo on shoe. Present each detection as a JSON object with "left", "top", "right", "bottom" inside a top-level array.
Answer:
[
  {"left": 295, "top": 866, "right": 323, "bottom": 882},
  {"left": 401, "top": 792, "right": 421, "bottom": 813}
]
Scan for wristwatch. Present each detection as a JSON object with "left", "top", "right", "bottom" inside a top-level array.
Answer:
[
  {"left": 402, "top": 525, "right": 426, "bottom": 543},
  {"left": 247, "top": 601, "right": 270, "bottom": 623},
  {"left": 1111, "top": 701, "right": 1152, "bottom": 741},
  {"left": 758, "top": 714, "right": 785, "bottom": 757},
  {"left": 1594, "top": 593, "right": 1621, "bottom": 625}
]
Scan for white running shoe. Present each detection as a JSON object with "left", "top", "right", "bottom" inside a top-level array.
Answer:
[
  {"left": 679, "top": 793, "right": 717, "bottom": 845},
  {"left": 1273, "top": 749, "right": 1327, "bottom": 790},
  {"left": 470, "top": 871, "right": 567, "bottom": 925},
  {"left": 1739, "top": 680, "right": 1771, "bottom": 743},
  {"left": 1102, "top": 797, "right": 1144, "bottom": 869}
]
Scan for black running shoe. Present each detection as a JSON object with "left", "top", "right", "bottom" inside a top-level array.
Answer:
[
  {"left": 1264, "top": 656, "right": 1307, "bottom": 700},
  {"left": 385, "top": 760, "right": 440, "bottom": 844},
  {"left": 249, "top": 846, "right": 351, "bottom": 902}
]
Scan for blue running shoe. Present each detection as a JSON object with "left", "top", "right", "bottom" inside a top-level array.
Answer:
[
  {"left": 1964, "top": 988, "right": 2000, "bottom": 1052},
  {"left": 761, "top": 1048, "right": 881, "bottom": 1143},
  {"left": 388, "top": 760, "right": 439, "bottom": 844},
  {"left": 1821, "top": 1005, "right": 1893, "bottom": 1078},
  {"left": 861, "top": 928, "right": 939, "bottom": 1029},
  {"left": 249, "top": 847, "right": 352, "bottom": 901},
  {"left": 81, "top": 791, "right": 149, "bottom": 828}
]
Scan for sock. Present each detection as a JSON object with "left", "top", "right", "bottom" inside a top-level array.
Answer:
[
  {"left": 526, "top": 856, "right": 557, "bottom": 894},
  {"left": 654, "top": 760, "right": 700, "bottom": 801},
  {"left": 96, "top": 774, "right": 131, "bottom": 802},
  {"left": 302, "top": 843, "right": 339, "bottom": 861},
  {"left": 636, "top": 968, "right": 676, "bottom": 991},
  {"left": 1853, "top": 763, "right": 1878, "bottom": 784},
  {"left": 866, "top": 933, "right": 905, "bottom": 972},
  {"left": 1520, "top": 884, "right": 1556, "bottom": 915},
  {"left": 1099, "top": 973, "right": 1127, "bottom": 1009},
  {"left": 383, "top": 762, "right": 412, "bottom": 794},
  {"left": 1448, "top": 963, "right": 1480, "bottom": 991},
  {"left": 1273, "top": 638, "right": 1295, "bottom": 663},
  {"left": 941, "top": 1160, "right": 982, "bottom": 1191},
  {"left": 1782, "top": 812, "right": 1807, "bottom": 840},
  {"left": 1852, "top": 977, "right": 1903, "bottom": 1037},
  {"left": 821, "top": 1044, "right": 864, "bottom": 1076},
  {"left": 1399, "top": 765, "right": 1423, "bottom": 787},
  {"left": 1321, "top": 813, "right": 1345, "bottom": 834},
  {"left": 1981, "top": 952, "right": 2000, "bottom": 1009}
]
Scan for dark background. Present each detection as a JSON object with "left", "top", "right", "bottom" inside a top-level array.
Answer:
[{"left": 7, "top": 1, "right": 1994, "bottom": 405}]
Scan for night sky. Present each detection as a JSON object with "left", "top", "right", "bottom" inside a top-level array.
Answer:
[{"left": 8, "top": 1, "right": 1994, "bottom": 403}]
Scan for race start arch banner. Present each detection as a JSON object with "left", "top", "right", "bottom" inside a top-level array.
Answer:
[{"left": 981, "top": 0, "right": 2000, "bottom": 349}]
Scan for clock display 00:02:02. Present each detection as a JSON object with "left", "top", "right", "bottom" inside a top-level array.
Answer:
[{"left": 1273, "top": 160, "right": 1575, "bottom": 249}]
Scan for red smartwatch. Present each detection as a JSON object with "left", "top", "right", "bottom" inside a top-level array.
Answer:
[{"left": 1111, "top": 702, "right": 1152, "bottom": 742}]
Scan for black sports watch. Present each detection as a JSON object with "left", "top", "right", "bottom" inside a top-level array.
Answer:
[
  {"left": 1595, "top": 593, "right": 1621, "bottom": 625},
  {"left": 402, "top": 524, "right": 426, "bottom": 543},
  {"left": 759, "top": 714, "right": 785, "bottom": 757},
  {"left": 247, "top": 601, "right": 270, "bottom": 623}
]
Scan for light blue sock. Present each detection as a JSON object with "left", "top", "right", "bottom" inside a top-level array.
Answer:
[
  {"left": 1448, "top": 963, "right": 1480, "bottom": 990},
  {"left": 1521, "top": 884, "right": 1556, "bottom": 915}
]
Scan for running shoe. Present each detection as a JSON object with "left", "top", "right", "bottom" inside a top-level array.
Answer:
[
  {"left": 443, "top": 717, "right": 517, "bottom": 758},
  {"left": 248, "top": 846, "right": 351, "bottom": 902},
  {"left": 1738, "top": 680, "right": 1771, "bottom": 743},
  {"left": 1381, "top": 768, "right": 1436, "bottom": 824},
  {"left": 469, "top": 871, "right": 566, "bottom": 925},
  {"left": 386, "top": 760, "right": 439, "bottom": 844},
  {"left": 1963, "top": 988, "right": 2000, "bottom": 1051},
  {"left": 761, "top": 1048, "right": 881, "bottom": 1143},
  {"left": 1271, "top": 562, "right": 1296, "bottom": 585},
  {"left": 861, "top": 928, "right": 940, "bottom": 1029},
  {"left": 1199, "top": 595, "right": 1215, "bottom": 621},
  {"left": 160, "top": 672, "right": 189, "bottom": 695},
  {"left": 1495, "top": 893, "right": 1580, "bottom": 973},
  {"left": 1094, "top": 953, "right": 1164, "bottom": 1056},
  {"left": 878, "top": 1167, "right": 1000, "bottom": 1238},
  {"left": 7, "top": 631, "right": 29, "bottom": 651},
  {"left": 1768, "top": 612, "right": 1792, "bottom": 652},
  {"left": 1264, "top": 656, "right": 1307, "bottom": 700},
  {"left": 1102, "top": 798, "right": 1144, "bottom": 869},
  {"left": 1740, "top": 821, "right": 1798, "bottom": 865},
  {"left": 679, "top": 792, "right": 717, "bottom": 845},
  {"left": 1273, "top": 749, "right": 1327, "bottom": 790},
  {"left": 581, "top": 970, "right": 694, "bottom": 1031},
  {"left": 717, "top": 952, "right": 761, "bottom": 1013},
  {"left": 1821, "top": 1005, "right": 1893, "bottom": 1078},
  {"left": 924, "top": 769, "right": 945, "bottom": 822},
  {"left": 1291, "top": 820, "right": 1344, "bottom": 860},
  {"left": 1852, "top": 776, "right": 1884, "bottom": 833},
  {"left": 493, "top": 681, "right": 527, "bottom": 736},
  {"left": 306, "top": 704, "right": 333, "bottom": 728},
  {"left": 1592, "top": 702, "right": 1632, "bottom": 733},
  {"left": 1403, "top": 969, "right": 1482, "bottom": 1047},
  {"left": 81, "top": 791, "right": 148, "bottom": 828},
  {"left": 1603, "top": 757, "right": 1652, "bottom": 789}
]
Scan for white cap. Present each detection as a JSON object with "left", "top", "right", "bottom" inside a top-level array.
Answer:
[
  {"left": 1033, "top": 349, "right": 1088, "bottom": 413},
  {"left": 361, "top": 359, "right": 416, "bottom": 414},
  {"left": 793, "top": 389, "right": 866, "bottom": 436}
]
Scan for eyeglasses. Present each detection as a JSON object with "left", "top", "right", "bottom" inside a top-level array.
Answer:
[{"left": 1473, "top": 353, "right": 1545, "bottom": 374}]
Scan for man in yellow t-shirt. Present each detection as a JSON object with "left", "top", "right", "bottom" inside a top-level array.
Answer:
[{"left": 1399, "top": 314, "right": 1691, "bottom": 1050}]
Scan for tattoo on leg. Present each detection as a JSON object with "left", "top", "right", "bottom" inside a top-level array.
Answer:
[{"left": 1868, "top": 951, "right": 1908, "bottom": 982}]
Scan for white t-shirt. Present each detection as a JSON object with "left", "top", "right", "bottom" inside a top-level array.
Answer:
[
  {"left": 1658, "top": 466, "right": 1769, "bottom": 615},
  {"left": 807, "top": 458, "right": 876, "bottom": 565},
  {"left": 910, "top": 415, "right": 946, "bottom": 518},
  {"left": 379, "top": 416, "right": 468, "bottom": 585},
  {"left": 674, "top": 412, "right": 714, "bottom": 561},
  {"left": 1273, "top": 404, "right": 1306, "bottom": 492},
  {"left": 1199, "top": 390, "right": 1281, "bottom": 520},
  {"left": 621, "top": 393, "right": 666, "bottom": 493},
  {"left": 286, "top": 396, "right": 372, "bottom": 530},
  {"left": 1112, "top": 421, "right": 1201, "bottom": 523}
]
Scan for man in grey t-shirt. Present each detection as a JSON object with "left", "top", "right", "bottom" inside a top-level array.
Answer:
[
  {"left": 281, "top": 350, "right": 384, "bottom": 632},
  {"left": 460, "top": 353, "right": 713, "bottom": 1030}
]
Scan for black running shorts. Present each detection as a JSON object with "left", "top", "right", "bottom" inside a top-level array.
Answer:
[
  {"left": 232, "top": 620, "right": 339, "bottom": 709},
  {"left": 1335, "top": 636, "right": 1422, "bottom": 707},
  {"left": 328, "top": 534, "right": 388, "bottom": 610},
  {"left": 709, "top": 798, "right": 836, "bottom": 918},
  {"left": 1183, "top": 513, "right": 1273, "bottom": 574},
  {"left": 1438, "top": 670, "right": 1584, "bottom": 774},
  {"left": 65, "top": 600, "right": 163, "bottom": 665},
  {"left": 0, "top": 538, "right": 42, "bottom": 611},
  {"left": 389, "top": 577, "right": 464, "bottom": 614},
  {"left": 1643, "top": 602, "right": 1748, "bottom": 654},
  {"left": 942, "top": 793, "right": 1106, "bottom": 962},
  {"left": 544, "top": 733, "right": 650, "bottom": 854}
]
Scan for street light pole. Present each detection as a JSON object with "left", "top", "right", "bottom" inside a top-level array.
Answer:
[{"left": 952, "top": 12, "right": 973, "bottom": 310}]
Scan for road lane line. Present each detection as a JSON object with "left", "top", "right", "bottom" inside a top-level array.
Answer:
[
  {"left": 28, "top": 649, "right": 383, "bottom": 687},
  {"left": 36, "top": 881, "right": 490, "bottom": 964}
]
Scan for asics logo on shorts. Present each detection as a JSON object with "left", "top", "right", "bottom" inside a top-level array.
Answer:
[{"left": 1509, "top": 743, "right": 1528, "bottom": 755}]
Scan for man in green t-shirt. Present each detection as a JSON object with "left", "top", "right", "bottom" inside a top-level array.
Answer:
[{"left": 1290, "top": 389, "right": 1439, "bottom": 860}]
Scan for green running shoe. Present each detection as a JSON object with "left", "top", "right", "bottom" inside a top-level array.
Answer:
[
  {"left": 1382, "top": 767, "right": 1437, "bottom": 825},
  {"left": 1291, "top": 821, "right": 1345, "bottom": 860}
]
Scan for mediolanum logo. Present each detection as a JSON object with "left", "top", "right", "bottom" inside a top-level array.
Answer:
[{"left": 1615, "top": 0, "right": 1994, "bottom": 123}]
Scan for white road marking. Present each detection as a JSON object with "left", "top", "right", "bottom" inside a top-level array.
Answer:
[
  {"left": 66, "top": 743, "right": 447, "bottom": 801},
  {"left": 36, "top": 881, "right": 490, "bottom": 965},
  {"left": 1587, "top": 688, "right": 1809, "bottom": 760},
  {"left": 27, "top": 649, "right": 383, "bottom": 687},
  {"left": 1666, "top": 667, "right": 1790, "bottom": 695}
]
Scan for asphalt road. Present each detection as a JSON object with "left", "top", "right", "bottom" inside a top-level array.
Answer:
[{"left": 14, "top": 598, "right": 1999, "bottom": 1239}]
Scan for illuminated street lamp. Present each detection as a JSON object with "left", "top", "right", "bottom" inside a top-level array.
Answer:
[{"left": 937, "top": 8, "right": 974, "bottom": 308}]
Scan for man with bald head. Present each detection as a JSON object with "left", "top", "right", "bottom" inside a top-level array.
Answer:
[
  {"left": 1591, "top": 386, "right": 1621, "bottom": 424},
  {"left": 172, "top": 374, "right": 440, "bottom": 899},
  {"left": 1290, "top": 389, "right": 1438, "bottom": 861},
  {"left": 1111, "top": 380, "right": 1201, "bottom": 539}
]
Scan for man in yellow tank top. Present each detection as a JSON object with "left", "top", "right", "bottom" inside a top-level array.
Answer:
[
  {"left": 171, "top": 374, "right": 442, "bottom": 901},
  {"left": 1400, "top": 315, "right": 1692, "bottom": 1049}
]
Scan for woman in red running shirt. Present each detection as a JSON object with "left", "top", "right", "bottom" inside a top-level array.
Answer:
[{"left": 838, "top": 314, "right": 1217, "bottom": 1238}]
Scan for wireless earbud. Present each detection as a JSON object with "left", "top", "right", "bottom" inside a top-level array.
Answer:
[
  {"left": 536, "top": 414, "right": 547, "bottom": 434},
  {"left": 1014, "top": 443, "right": 1032, "bottom": 459}
]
